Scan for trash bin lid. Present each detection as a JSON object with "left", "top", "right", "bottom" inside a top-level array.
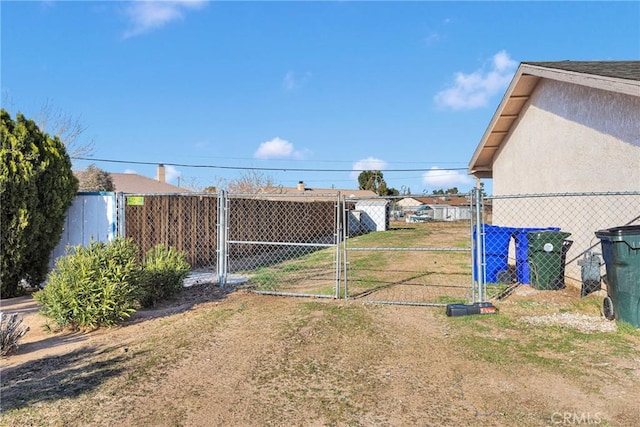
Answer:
[
  {"left": 527, "top": 230, "right": 572, "bottom": 240},
  {"left": 595, "top": 225, "right": 640, "bottom": 247},
  {"left": 595, "top": 225, "right": 640, "bottom": 237}
]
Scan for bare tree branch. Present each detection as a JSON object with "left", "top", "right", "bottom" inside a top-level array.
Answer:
[
  {"left": 36, "top": 99, "right": 95, "bottom": 158},
  {"left": 226, "top": 171, "right": 275, "bottom": 194}
]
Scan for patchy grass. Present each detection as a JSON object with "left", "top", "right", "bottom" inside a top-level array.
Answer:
[
  {"left": 2, "top": 287, "right": 640, "bottom": 427},
  {"left": 444, "top": 302, "right": 640, "bottom": 389}
]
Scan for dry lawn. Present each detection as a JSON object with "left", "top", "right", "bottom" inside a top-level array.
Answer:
[{"left": 2, "top": 281, "right": 640, "bottom": 426}]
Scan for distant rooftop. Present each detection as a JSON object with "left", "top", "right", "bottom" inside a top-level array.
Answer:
[
  {"left": 110, "top": 172, "right": 190, "bottom": 194},
  {"left": 75, "top": 164, "right": 190, "bottom": 194},
  {"left": 258, "top": 181, "right": 378, "bottom": 199}
]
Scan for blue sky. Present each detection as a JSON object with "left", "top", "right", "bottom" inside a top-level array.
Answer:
[{"left": 2, "top": 1, "right": 639, "bottom": 194}]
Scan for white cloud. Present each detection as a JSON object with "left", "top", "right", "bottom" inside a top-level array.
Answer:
[
  {"left": 165, "top": 165, "right": 182, "bottom": 183},
  {"left": 124, "top": 169, "right": 137, "bottom": 174},
  {"left": 254, "top": 137, "right": 308, "bottom": 160},
  {"left": 422, "top": 167, "right": 473, "bottom": 189},
  {"left": 122, "top": 0, "right": 207, "bottom": 39},
  {"left": 350, "top": 157, "right": 388, "bottom": 180},
  {"left": 283, "top": 71, "right": 311, "bottom": 91},
  {"left": 434, "top": 50, "right": 517, "bottom": 110},
  {"left": 423, "top": 32, "right": 440, "bottom": 46}
]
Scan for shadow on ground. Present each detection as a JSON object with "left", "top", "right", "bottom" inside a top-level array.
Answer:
[{"left": 1, "top": 345, "right": 140, "bottom": 413}]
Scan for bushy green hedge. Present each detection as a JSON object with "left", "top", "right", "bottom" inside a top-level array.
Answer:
[
  {"left": 34, "top": 238, "right": 191, "bottom": 330},
  {"left": 138, "top": 244, "right": 191, "bottom": 308},
  {"left": 34, "top": 238, "right": 141, "bottom": 330}
]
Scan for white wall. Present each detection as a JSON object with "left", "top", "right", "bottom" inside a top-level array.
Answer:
[
  {"left": 355, "top": 201, "right": 388, "bottom": 232},
  {"left": 49, "top": 193, "right": 117, "bottom": 270}
]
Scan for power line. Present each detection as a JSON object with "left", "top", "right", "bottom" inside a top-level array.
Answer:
[
  {"left": 72, "top": 156, "right": 470, "bottom": 173},
  {"left": 169, "top": 154, "right": 468, "bottom": 166}
]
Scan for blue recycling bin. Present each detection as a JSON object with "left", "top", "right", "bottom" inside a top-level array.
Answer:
[
  {"left": 473, "top": 225, "right": 516, "bottom": 283},
  {"left": 514, "top": 227, "right": 560, "bottom": 284}
]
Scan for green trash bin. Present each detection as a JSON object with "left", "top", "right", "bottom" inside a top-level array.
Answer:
[
  {"left": 527, "top": 231, "right": 572, "bottom": 290},
  {"left": 595, "top": 225, "right": 640, "bottom": 328}
]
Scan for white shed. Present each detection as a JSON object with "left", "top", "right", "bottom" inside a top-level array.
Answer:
[{"left": 349, "top": 199, "right": 389, "bottom": 234}]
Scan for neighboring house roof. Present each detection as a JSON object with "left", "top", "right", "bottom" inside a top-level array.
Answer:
[
  {"left": 258, "top": 181, "right": 377, "bottom": 199},
  {"left": 110, "top": 173, "right": 190, "bottom": 194},
  {"left": 400, "top": 196, "right": 470, "bottom": 207},
  {"left": 468, "top": 60, "right": 640, "bottom": 178}
]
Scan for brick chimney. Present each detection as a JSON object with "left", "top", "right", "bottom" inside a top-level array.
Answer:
[
  {"left": 157, "top": 164, "right": 166, "bottom": 183},
  {"left": 296, "top": 181, "right": 305, "bottom": 192}
]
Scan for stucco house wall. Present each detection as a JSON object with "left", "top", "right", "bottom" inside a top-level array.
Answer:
[{"left": 492, "top": 79, "right": 640, "bottom": 196}]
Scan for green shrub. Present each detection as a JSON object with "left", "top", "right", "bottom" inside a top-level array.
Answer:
[
  {"left": 138, "top": 245, "right": 190, "bottom": 308},
  {"left": 34, "top": 238, "right": 141, "bottom": 331}
]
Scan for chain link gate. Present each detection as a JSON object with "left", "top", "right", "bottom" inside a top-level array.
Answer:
[
  {"left": 118, "top": 190, "right": 485, "bottom": 305},
  {"left": 221, "top": 192, "right": 343, "bottom": 298},
  {"left": 342, "top": 193, "right": 477, "bottom": 306}
]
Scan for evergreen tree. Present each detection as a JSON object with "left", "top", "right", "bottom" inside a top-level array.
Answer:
[
  {"left": 1, "top": 109, "right": 78, "bottom": 297},
  {"left": 358, "top": 170, "right": 385, "bottom": 195}
]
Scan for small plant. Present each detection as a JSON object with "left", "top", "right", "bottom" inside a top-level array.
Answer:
[
  {"left": 34, "top": 238, "right": 141, "bottom": 330},
  {"left": 138, "top": 245, "right": 190, "bottom": 307},
  {"left": 1, "top": 312, "right": 30, "bottom": 356}
]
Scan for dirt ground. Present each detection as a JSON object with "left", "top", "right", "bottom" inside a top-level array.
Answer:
[{"left": 2, "top": 283, "right": 640, "bottom": 427}]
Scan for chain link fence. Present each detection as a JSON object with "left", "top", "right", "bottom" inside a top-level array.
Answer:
[
  {"left": 119, "top": 191, "right": 476, "bottom": 305},
  {"left": 479, "top": 191, "right": 640, "bottom": 300},
  {"left": 116, "top": 189, "right": 638, "bottom": 307},
  {"left": 343, "top": 195, "right": 474, "bottom": 306},
  {"left": 223, "top": 192, "right": 342, "bottom": 298}
]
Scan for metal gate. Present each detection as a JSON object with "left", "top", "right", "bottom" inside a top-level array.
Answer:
[
  {"left": 119, "top": 190, "right": 481, "bottom": 305},
  {"left": 342, "top": 192, "right": 478, "bottom": 306},
  {"left": 220, "top": 191, "right": 343, "bottom": 298}
]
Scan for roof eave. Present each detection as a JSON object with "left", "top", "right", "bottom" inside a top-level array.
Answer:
[
  {"left": 467, "top": 62, "right": 640, "bottom": 178},
  {"left": 467, "top": 65, "right": 529, "bottom": 178}
]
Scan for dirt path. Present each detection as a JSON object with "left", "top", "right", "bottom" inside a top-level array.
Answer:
[{"left": 2, "top": 285, "right": 640, "bottom": 426}]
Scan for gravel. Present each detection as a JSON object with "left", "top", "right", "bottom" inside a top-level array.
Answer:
[{"left": 519, "top": 312, "right": 617, "bottom": 333}]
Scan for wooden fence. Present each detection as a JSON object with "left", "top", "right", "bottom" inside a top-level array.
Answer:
[
  {"left": 124, "top": 194, "right": 338, "bottom": 269},
  {"left": 124, "top": 194, "right": 218, "bottom": 268}
]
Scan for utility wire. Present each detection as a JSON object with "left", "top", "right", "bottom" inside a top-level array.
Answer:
[{"left": 72, "top": 156, "right": 470, "bottom": 173}]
